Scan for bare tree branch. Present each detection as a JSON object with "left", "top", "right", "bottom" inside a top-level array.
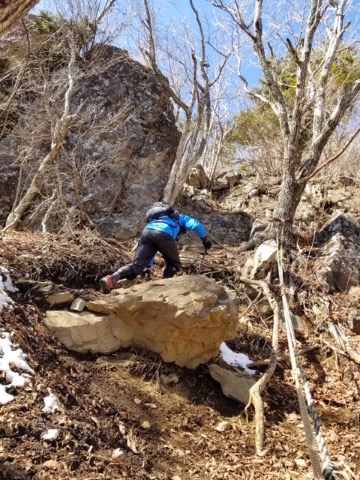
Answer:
[{"left": 298, "top": 125, "right": 360, "bottom": 183}]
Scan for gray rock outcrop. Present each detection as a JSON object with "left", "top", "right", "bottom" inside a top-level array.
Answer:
[
  {"left": 243, "top": 239, "right": 278, "bottom": 280},
  {"left": 44, "top": 275, "right": 240, "bottom": 368},
  {"left": 314, "top": 214, "right": 360, "bottom": 291},
  {"left": 186, "top": 164, "right": 209, "bottom": 190},
  {"left": 348, "top": 309, "right": 360, "bottom": 335},
  {"left": 0, "top": 32, "right": 179, "bottom": 238}
]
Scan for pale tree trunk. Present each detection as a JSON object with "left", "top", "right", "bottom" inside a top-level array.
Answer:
[
  {"left": 204, "top": 86, "right": 231, "bottom": 187},
  {"left": 208, "top": 116, "right": 231, "bottom": 188},
  {"left": 208, "top": 129, "right": 224, "bottom": 188},
  {"left": 0, "top": 0, "right": 39, "bottom": 36},
  {"left": 163, "top": 122, "right": 207, "bottom": 204},
  {"left": 142, "top": 0, "right": 228, "bottom": 205},
  {"left": 3, "top": 48, "right": 78, "bottom": 232}
]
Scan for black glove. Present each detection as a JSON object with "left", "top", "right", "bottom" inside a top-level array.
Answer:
[
  {"left": 141, "top": 267, "right": 152, "bottom": 278},
  {"left": 202, "top": 237, "right": 212, "bottom": 250}
]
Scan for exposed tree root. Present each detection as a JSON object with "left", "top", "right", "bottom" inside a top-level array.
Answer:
[{"left": 237, "top": 276, "right": 280, "bottom": 456}]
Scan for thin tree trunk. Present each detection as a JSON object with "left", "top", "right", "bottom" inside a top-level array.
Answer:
[
  {"left": 268, "top": 142, "right": 303, "bottom": 239},
  {"left": 271, "top": 180, "right": 303, "bottom": 240},
  {"left": 163, "top": 126, "right": 193, "bottom": 203},
  {"left": 168, "top": 137, "right": 207, "bottom": 205}
]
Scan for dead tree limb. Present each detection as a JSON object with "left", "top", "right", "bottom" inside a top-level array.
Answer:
[
  {"left": 0, "top": 0, "right": 39, "bottom": 37},
  {"left": 247, "top": 345, "right": 319, "bottom": 368},
  {"left": 3, "top": 45, "right": 78, "bottom": 232}
]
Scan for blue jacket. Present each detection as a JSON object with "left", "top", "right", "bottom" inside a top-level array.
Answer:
[{"left": 144, "top": 214, "right": 207, "bottom": 240}]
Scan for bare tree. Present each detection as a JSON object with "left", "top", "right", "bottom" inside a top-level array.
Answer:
[
  {"left": 141, "top": 0, "right": 229, "bottom": 205},
  {"left": 40, "top": 0, "right": 131, "bottom": 55},
  {"left": 212, "top": 0, "right": 360, "bottom": 239}
]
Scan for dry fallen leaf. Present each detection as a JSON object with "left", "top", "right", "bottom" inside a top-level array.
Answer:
[
  {"left": 118, "top": 422, "right": 126, "bottom": 435},
  {"left": 215, "top": 421, "right": 232, "bottom": 432},
  {"left": 43, "top": 459, "right": 60, "bottom": 470}
]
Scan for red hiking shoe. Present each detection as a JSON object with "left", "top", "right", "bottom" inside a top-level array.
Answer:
[{"left": 99, "top": 275, "right": 114, "bottom": 293}]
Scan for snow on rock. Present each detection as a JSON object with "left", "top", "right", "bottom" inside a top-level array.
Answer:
[
  {"left": 220, "top": 342, "right": 256, "bottom": 375},
  {"left": 0, "top": 331, "right": 35, "bottom": 405},
  {"left": 0, "top": 266, "right": 35, "bottom": 405}
]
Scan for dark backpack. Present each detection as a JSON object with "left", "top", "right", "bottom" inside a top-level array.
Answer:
[{"left": 146, "top": 202, "right": 180, "bottom": 223}]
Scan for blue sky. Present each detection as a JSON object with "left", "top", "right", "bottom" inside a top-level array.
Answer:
[
  {"left": 30, "top": 0, "right": 360, "bottom": 112},
  {"left": 30, "top": 0, "right": 261, "bottom": 89}
]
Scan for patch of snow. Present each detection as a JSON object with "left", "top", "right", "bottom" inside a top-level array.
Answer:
[
  {"left": 43, "top": 391, "right": 61, "bottom": 414},
  {"left": 220, "top": 342, "right": 257, "bottom": 376},
  {"left": 0, "top": 331, "right": 35, "bottom": 405},
  {"left": 0, "top": 384, "right": 14, "bottom": 404},
  {"left": 42, "top": 428, "right": 60, "bottom": 441}
]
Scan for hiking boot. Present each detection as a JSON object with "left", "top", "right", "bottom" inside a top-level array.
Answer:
[{"left": 99, "top": 275, "right": 114, "bottom": 293}]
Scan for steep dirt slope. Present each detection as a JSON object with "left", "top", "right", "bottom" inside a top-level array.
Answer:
[{"left": 0, "top": 217, "right": 359, "bottom": 480}]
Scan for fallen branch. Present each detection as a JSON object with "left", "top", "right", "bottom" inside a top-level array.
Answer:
[{"left": 247, "top": 345, "right": 319, "bottom": 368}]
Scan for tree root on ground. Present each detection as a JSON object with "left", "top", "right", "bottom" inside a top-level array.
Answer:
[{"left": 237, "top": 276, "right": 281, "bottom": 456}]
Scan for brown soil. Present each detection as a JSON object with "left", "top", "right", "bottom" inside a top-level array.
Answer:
[{"left": 0, "top": 230, "right": 359, "bottom": 480}]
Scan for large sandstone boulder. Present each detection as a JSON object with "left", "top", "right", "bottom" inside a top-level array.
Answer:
[{"left": 45, "top": 275, "right": 240, "bottom": 368}]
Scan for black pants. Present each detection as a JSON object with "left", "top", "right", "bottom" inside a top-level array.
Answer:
[{"left": 112, "top": 229, "right": 181, "bottom": 281}]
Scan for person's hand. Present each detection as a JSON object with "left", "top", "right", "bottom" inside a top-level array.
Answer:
[
  {"left": 202, "top": 237, "right": 212, "bottom": 250},
  {"left": 141, "top": 267, "right": 152, "bottom": 278}
]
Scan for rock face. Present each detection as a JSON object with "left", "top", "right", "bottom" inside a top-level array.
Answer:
[
  {"left": 0, "top": 35, "right": 179, "bottom": 238},
  {"left": 186, "top": 164, "right": 209, "bottom": 190},
  {"left": 70, "top": 46, "right": 179, "bottom": 239},
  {"left": 211, "top": 170, "right": 242, "bottom": 192},
  {"left": 45, "top": 275, "right": 240, "bottom": 368},
  {"left": 349, "top": 309, "right": 360, "bottom": 335},
  {"left": 243, "top": 239, "right": 278, "bottom": 280},
  {"left": 314, "top": 214, "right": 360, "bottom": 292}
]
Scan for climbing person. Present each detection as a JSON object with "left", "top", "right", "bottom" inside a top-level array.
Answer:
[{"left": 99, "top": 202, "right": 212, "bottom": 293}]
